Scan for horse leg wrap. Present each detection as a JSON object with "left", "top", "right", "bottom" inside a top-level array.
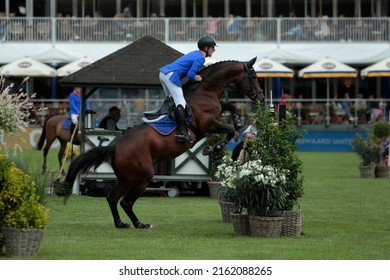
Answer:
[
  {"left": 134, "top": 221, "right": 153, "bottom": 229},
  {"left": 115, "top": 219, "right": 131, "bottom": 229}
]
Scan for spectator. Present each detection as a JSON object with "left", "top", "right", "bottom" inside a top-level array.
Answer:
[
  {"left": 237, "top": 132, "right": 255, "bottom": 164},
  {"left": 69, "top": 86, "right": 91, "bottom": 144},
  {"left": 99, "top": 106, "right": 121, "bottom": 131},
  {"left": 123, "top": 3, "right": 133, "bottom": 18}
]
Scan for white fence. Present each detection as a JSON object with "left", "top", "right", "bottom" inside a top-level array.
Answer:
[{"left": 1, "top": 17, "right": 390, "bottom": 44}]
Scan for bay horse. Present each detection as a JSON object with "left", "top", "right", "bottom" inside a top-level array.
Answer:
[
  {"left": 35, "top": 115, "right": 79, "bottom": 174},
  {"left": 56, "top": 58, "right": 263, "bottom": 229}
]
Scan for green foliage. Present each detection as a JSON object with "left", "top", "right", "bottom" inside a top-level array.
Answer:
[
  {"left": 371, "top": 119, "right": 390, "bottom": 143},
  {"left": 350, "top": 134, "right": 381, "bottom": 166},
  {"left": 0, "top": 154, "right": 49, "bottom": 229},
  {"left": 246, "top": 104, "right": 305, "bottom": 210}
]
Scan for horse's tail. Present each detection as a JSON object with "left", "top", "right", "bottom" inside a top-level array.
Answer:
[
  {"left": 35, "top": 119, "right": 48, "bottom": 150},
  {"left": 55, "top": 146, "right": 116, "bottom": 198}
]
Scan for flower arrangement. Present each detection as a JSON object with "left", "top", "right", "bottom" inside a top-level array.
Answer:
[
  {"left": 246, "top": 104, "right": 304, "bottom": 211},
  {"left": 350, "top": 134, "right": 381, "bottom": 166},
  {"left": 236, "top": 159, "right": 288, "bottom": 216},
  {"left": 214, "top": 155, "right": 241, "bottom": 202},
  {"left": 216, "top": 103, "right": 304, "bottom": 215},
  {"left": 0, "top": 76, "right": 35, "bottom": 152}
]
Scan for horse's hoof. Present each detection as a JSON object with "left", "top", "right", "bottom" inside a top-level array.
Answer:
[
  {"left": 202, "top": 145, "right": 213, "bottom": 156},
  {"left": 135, "top": 221, "right": 153, "bottom": 229},
  {"left": 115, "top": 221, "right": 131, "bottom": 229}
]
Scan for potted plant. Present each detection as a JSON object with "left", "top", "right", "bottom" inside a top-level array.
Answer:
[
  {"left": 214, "top": 155, "right": 240, "bottom": 223},
  {"left": 0, "top": 155, "right": 49, "bottom": 257},
  {"left": 351, "top": 134, "right": 381, "bottom": 178},
  {"left": 0, "top": 78, "right": 48, "bottom": 257},
  {"left": 242, "top": 103, "right": 304, "bottom": 236},
  {"left": 371, "top": 120, "right": 390, "bottom": 177},
  {"left": 204, "top": 113, "right": 231, "bottom": 199}
]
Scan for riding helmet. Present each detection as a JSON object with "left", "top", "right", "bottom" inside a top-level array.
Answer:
[{"left": 198, "top": 35, "right": 217, "bottom": 49}]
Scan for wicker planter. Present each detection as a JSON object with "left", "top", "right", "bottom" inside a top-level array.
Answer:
[
  {"left": 207, "top": 181, "right": 221, "bottom": 199},
  {"left": 280, "top": 209, "right": 302, "bottom": 236},
  {"left": 375, "top": 164, "right": 389, "bottom": 178},
  {"left": 230, "top": 213, "right": 251, "bottom": 236},
  {"left": 359, "top": 164, "right": 376, "bottom": 178},
  {"left": 2, "top": 227, "right": 45, "bottom": 257},
  {"left": 220, "top": 200, "right": 235, "bottom": 223},
  {"left": 248, "top": 215, "right": 283, "bottom": 238}
]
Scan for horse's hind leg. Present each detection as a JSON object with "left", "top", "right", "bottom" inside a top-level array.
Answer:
[
  {"left": 106, "top": 183, "right": 131, "bottom": 229},
  {"left": 58, "top": 140, "right": 67, "bottom": 174},
  {"left": 120, "top": 187, "right": 153, "bottom": 229}
]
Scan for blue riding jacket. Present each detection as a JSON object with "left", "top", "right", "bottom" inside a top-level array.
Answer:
[
  {"left": 159, "top": 50, "right": 206, "bottom": 87},
  {"left": 69, "top": 91, "right": 90, "bottom": 116}
]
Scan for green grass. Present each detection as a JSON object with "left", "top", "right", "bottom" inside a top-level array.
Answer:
[{"left": 2, "top": 150, "right": 390, "bottom": 260}]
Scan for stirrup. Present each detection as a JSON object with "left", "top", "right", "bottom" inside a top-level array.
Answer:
[
  {"left": 176, "top": 134, "right": 193, "bottom": 143},
  {"left": 143, "top": 96, "right": 175, "bottom": 119}
]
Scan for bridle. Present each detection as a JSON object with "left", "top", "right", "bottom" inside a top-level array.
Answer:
[{"left": 242, "top": 63, "right": 263, "bottom": 101}]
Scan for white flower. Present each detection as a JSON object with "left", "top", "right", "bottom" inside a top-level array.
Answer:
[{"left": 0, "top": 76, "right": 35, "bottom": 151}]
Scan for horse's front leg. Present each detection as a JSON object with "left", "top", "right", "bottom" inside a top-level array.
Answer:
[
  {"left": 221, "top": 102, "right": 242, "bottom": 131},
  {"left": 120, "top": 188, "right": 153, "bottom": 229},
  {"left": 202, "top": 123, "right": 237, "bottom": 155}
]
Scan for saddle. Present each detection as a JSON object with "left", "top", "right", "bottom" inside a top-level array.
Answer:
[{"left": 142, "top": 96, "right": 175, "bottom": 123}]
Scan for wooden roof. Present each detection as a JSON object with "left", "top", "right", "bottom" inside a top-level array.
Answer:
[{"left": 59, "top": 36, "right": 183, "bottom": 88}]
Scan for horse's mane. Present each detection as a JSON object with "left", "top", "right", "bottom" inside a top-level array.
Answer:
[
  {"left": 198, "top": 60, "right": 241, "bottom": 76},
  {"left": 183, "top": 60, "right": 241, "bottom": 90}
]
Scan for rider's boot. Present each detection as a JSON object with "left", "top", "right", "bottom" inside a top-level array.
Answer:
[
  {"left": 174, "top": 105, "right": 192, "bottom": 143},
  {"left": 70, "top": 122, "right": 79, "bottom": 145}
]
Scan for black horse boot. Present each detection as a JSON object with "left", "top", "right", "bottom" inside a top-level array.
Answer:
[{"left": 174, "top": 105, "right": 192, "bottom": 143}]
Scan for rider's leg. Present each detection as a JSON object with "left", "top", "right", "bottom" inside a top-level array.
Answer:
[
  {"left": 164, "top": 81, "right": 192, "bottom": 143},
  {"left": 70, "top": 114, "right": 79, "bottom": 145},
  {"left": 174, "top": 104, "right": 192, "bottom": 143}
]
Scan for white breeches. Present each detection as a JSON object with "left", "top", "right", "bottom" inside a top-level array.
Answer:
[
  {"left": 159, "top": 71, "right": 186, "bottom": 108},
  {"left": 71, "top": 114, "right": 79, "bottom": 124}
]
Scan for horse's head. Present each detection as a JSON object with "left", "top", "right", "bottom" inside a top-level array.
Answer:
[{"left": 235, "top": 57, "right": 264, "bottom": 103}]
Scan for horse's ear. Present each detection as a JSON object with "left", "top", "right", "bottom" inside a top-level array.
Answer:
[{"left": 247, "top": 57, "right": 257, "bottom": 68}]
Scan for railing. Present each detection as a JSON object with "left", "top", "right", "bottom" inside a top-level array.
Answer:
[
  {"left": 1, "top": 17, "right": 390, "bottom": 44},
  {"left": 29, "top": 97, "right": 389, "bottom": 129}
]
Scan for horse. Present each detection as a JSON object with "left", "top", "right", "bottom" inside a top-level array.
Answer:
[
  {"left": 35, "top": 115, "right": 79, "bottom": 174},
  {"left": 56, "top": 58, "right": 264, "bottom": 229}
]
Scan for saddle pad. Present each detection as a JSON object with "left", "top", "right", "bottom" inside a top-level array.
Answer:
[
  {"left": 147, "top": 115, "right": 177, "bottom": 136},
  {"left": 62, "top": 118, "right": 71, "bottom": 130}
]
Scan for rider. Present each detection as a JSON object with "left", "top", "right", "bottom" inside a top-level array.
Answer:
[
  {"left": 69, "top": 86, "right": 91, "bottom": 144},
  {"left": 159, "top": 35, "right": 217, "bottom": 143}
]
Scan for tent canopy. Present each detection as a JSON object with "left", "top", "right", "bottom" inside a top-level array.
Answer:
[
  {"left": 254, "top": 57, "right": 294, "bottom": 78},
  {"left": 298, "top": 58, "right": 357, "bottom": 78},
  {"left": 57, "top": 57, "right": 94, "bottom": 77},
  {"left": 360, "top": 57, "right": 390, "bottom": 77},
  {"left": 0, "top": 57, "right": 57, "bottom": 77}
]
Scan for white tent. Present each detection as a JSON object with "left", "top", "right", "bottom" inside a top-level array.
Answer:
[
  {"left": 57, "top": 57, "right": 94, "bottom": 77},
  {"left": 299, "top": 58, "right": 357, "bottom": 126},
  {"left": 254, "top": 57, "right": 294, "bottom": 101},
  {"left": 254, "top": 57, "right": 294, "bottom": 78},
  {"left": 0, "top": 57, "right": 57, "bottom": 77},
  {"left": 361, "top": 57, "right": 390, "bottom": 77}
]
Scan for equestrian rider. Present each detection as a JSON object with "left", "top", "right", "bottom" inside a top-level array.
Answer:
[
  {"left": 69, "top": 86, "right": 90, "bottom": 144},
  {"left": 159, "top": 35, "right": 217, "bottom": 143}
]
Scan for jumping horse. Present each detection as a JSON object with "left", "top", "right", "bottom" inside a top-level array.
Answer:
[
  {"left": 35, "top": 115, "right": 80, "bottom": 174},
  {"left": 56, "top": 58, "right": 264, "bottom": 229}
]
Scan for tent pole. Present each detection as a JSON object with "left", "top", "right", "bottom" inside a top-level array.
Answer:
[{"left": 326, "top": 78, "right": 330, "bottom": 126}]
